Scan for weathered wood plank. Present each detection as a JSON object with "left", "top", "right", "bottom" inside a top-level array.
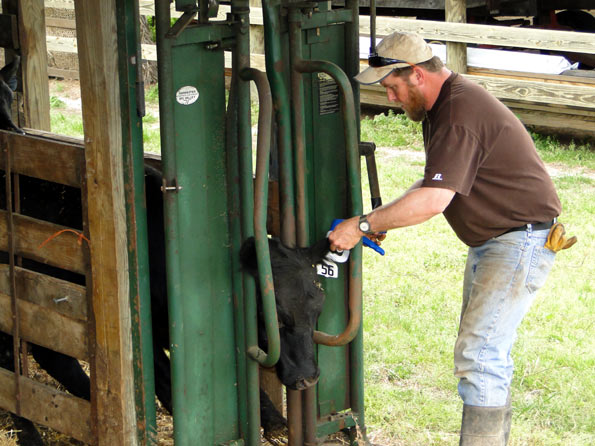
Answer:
[
  {"left": 0, "top": 292, "right": 88, "bottom": 360},
  {"left": 0, "top": 264, "right": 87, "bottom": 321},
  {"left": 445, "top": 0, "right": 467, "bottom": 73},
  {"left": 16, "top": 0, "right": 51, "bottom": 130},
  {"left": 467, "top": 67, "right": 595, "bottom": 87},
  {"left": 0, "top": 131, "right": 84, "bottom": 187},
  {"left": 73, "top": 0, "right": 138, "bottom": 444},
  {"left": 0, "top": 211, "right": 87, "bottom": 275},
  {"left": 48, "top": 66, "right": 80, "bottom": 80},
  {"left": 46, "top": 17, "right": 76, "bottom": 29},
  {"left": 0, "top": 367, "right": 93, "bottom": 444},
  {"left": 465, "top": 73, "right": 595, "bottom": 109},
  {"left": 359, "top": 73, "right": 595, "bottom": 110},
  {"left": 364, "top": 17, "right": 595, "bottom": 54},
  {"left": 501, "top": 102, "right": 595, "bottom": 133}
]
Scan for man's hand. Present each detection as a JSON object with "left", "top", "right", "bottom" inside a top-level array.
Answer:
[
  {"left": 329, "top": 216, "right": 361, "bottom": 252},
  {"left": 329, "top": 216, "right": 387, "bottom": 252}
]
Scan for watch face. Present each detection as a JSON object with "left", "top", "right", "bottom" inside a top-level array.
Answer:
[{"left": 360, "top": 221, "right": 370, "bottom": 232}]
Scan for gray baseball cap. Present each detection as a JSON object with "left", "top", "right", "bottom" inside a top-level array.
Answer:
[{"left": 355, "top": 32, "right": 434, "bottom": 85}]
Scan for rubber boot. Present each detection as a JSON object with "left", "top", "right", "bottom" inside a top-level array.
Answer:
[
  {"left": 459, "top": 404, "right": 508, "bottom": 446},
  {"left": 503, "top": 394, "right": 512, "bottom": 445}
]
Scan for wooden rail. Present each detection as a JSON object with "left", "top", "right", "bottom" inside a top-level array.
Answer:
[{"left": 43, "top": 1, "right": 595, "bottom": 134}]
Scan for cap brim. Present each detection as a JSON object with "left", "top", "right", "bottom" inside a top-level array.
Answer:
[{"left": 354, "top": 63, "right": 410, "bottom": 85}]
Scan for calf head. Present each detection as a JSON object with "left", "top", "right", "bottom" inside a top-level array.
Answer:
[
  {"left": 240, "top": 237, "right": 329, "bottom": 390},
  {"left": 0, "top": 55, "right": 24, "bottom": 134}
]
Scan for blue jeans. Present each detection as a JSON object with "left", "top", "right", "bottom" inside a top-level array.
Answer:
[{"left": 454, "top": 227, "right": 556, "bottom": 407}]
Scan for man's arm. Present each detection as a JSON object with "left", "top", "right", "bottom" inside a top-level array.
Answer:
[{"left": 329, "top": 185, "right": 455, "bottom": 251}]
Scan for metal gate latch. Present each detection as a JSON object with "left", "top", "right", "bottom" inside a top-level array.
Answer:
[{"left": 161, "top": 178, "right": 183, "bottom": 192}]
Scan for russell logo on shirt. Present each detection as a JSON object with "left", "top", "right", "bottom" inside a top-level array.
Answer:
[{"left": 432, "top": 173, "right": 443, "bottom": 181}]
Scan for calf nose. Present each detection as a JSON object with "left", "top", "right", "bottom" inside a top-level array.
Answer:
[{"left": 294, "top": 376, "right": 319, "bottom": 390}]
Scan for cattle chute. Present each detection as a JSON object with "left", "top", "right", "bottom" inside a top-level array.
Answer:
[{"left": 0, "top": 0, "right": 373, "bottom": 445}]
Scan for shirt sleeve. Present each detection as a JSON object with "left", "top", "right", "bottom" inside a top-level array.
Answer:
[{"left": 422, "top": 124, "right": 483, "bottom": 196}]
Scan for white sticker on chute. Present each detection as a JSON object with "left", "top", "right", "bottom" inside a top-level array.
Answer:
[{"left": 176, "top": 86, "right": 199, "bottom": 105}]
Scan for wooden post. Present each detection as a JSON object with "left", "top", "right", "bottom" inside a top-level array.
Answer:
[
  {"left": 73, "top": 1, "right": 138, "bottom": 445},
  {"left": 445, "top": 0, "right": 467, "bottom": 73},
  {"left": 2, "top": 0, "right": 51, "bottom": 130}
]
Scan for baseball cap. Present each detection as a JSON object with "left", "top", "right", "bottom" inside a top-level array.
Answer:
[{"left": 355, "top": 32, "right": 434, "bottom": 85}]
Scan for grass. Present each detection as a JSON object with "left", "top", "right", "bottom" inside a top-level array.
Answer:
[
  {"left": 40, "top": 84, "right": 595, "bottom": 446},
  {"left": 358, "top": 118, "right": 594, "bottom": 445}
]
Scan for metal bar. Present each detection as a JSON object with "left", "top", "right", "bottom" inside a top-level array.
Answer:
[
  {"left": 116, "top": 0, "right": 157, "bottom": 442},
  {"left": 3, "top": 136, "right": 21, "bottom": 415},
  {"left": 291, "top": 58, "right": 363, "bottom": 347},
  {"left": 262, "top": 0, "right": 296, "bottom": 248},
  {"left": 232, "top": 3, "right": 261, "bottom": 445},
  {"left": 226, "top": 58, "right": 251, "bottom": 446},
  {"left": 239, "top": 67, "right": 279, "bottom": 369},
  {"left": 360, "top": 142, "right": 382, "bottom": 210},
  {"left": 369, "top": 0, "right": 376, "bottom": 55},
  {"left": 303, "top": 386, "right": 317, "bottom": 446},
  {"left": 154, "top": 1, "right": 189, "bottom": 442},
  {"left": 287, "top": 389, "right": 304, "bottom": 446},
  {"left": 288, "top": 13, "right": 309, "bottom": 249},
  {"left": 12, "top": 174, "right": 30, "bottom": 384}
]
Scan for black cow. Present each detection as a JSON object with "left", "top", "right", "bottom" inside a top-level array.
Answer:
[
  {"left": 0, "top": 55, "right": 25, "bottom": 134},
  {"left": 0, "top": 59, "right": 329, "bottom": 444}
]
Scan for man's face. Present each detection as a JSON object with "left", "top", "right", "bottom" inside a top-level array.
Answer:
[{"left": 380, "top": 71, "right": 426, "bottom": 122}]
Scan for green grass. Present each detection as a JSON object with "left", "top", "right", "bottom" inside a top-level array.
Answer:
[
  {"left": 50, "top": 112, "right": 84, "bottom": 138},
  {"left": 359, "top": 128, "right": 594, "bottom": 445},
  {"left": 49, "top": 95, "right": 66, "bottom": 109}
]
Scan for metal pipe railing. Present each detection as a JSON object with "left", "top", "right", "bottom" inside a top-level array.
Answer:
[
  {"left": 239, "top": 67, "right": 280, "bottom": 369},
  {"left": 290, "top": 56, "right": 363, "bottom": 347}
]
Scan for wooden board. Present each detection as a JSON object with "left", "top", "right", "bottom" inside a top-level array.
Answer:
[
  {"left": 0, "top": 367, "right": 93, "bottom": 444},
  {"left": 73, "top": 0, "right": 138, "bottom": 444},
  {"left": 364, "top": 17, "right": 595, "bottom": 54},
  {"left": 465, "top": 73, "right": 595, "bottom": 109},
  {"left": 0, "top": 131, "right": 84, "bottom": 188},
  {"left": 0, "top": 292, "right": 88, "bottom": 360},
  {"left": 0, "top": 211, "right": 87, "bottom": 275},
  {"left": 15, "top": 0, "right": 51, "bottom": 130},
  {"left": 0, "top": 264, "right": 87, "bottom": 321}
]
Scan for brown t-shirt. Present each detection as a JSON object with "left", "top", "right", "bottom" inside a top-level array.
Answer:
[{"left": 421, "top": 73, "right": 561, "bottom": 247}]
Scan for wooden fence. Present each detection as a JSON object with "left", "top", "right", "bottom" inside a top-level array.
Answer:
[{"left": 44, "top": 1, "right": 595, "bottom": 136}]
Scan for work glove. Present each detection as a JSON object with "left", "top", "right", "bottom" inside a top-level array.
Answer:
[{"left": 544, "top": 222, "right": 577, "bottom": 252}]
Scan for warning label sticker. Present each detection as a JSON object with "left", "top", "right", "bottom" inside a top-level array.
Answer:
[
  {"left": 318, "top": 73, "right": 339, "bottom": 116},
  {"left": 176, "top": 86, "right": 199, "bottom": 105}
]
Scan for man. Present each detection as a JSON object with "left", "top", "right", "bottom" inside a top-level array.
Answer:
[{"left": 329, "top": 32, "right": 572, "bottom": 445}]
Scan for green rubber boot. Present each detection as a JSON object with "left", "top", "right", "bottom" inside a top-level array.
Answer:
[{"left": 459, "top": 404, "right": 508, "bottom": 446}]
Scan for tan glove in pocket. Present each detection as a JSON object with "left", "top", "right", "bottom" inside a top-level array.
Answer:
[{"left": 545, "top": 222, "right": 577, "bottom": 252}]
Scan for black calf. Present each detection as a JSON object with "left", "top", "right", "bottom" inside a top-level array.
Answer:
[
  {"left": 0, "top": 55, "right": 24, "bottom": 134},
  {"left": 239, "top": 236, "right": 328, "bottom": 391}
]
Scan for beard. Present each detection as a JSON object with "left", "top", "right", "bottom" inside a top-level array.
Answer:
[{"left": 402, "top": 82, "right": 426, "bottom": 122}]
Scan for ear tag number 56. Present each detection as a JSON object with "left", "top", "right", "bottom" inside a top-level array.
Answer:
[{"left": 317, "top": 259, "right": 339, "bottom": 278}]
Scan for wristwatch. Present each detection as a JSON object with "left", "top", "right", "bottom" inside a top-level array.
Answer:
[{"left": 358, "top": 214, "right": 374, "bottom": 235}]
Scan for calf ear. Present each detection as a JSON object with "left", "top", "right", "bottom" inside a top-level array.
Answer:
[
  {"left": 239, "top": 236, "right": 258, "bottom": 275},
  {"left": 308, "top": 237, "right": 330, "bottom": 264},
  {"left": 0, "top": 56, "right": 20, "bottom": 91}
]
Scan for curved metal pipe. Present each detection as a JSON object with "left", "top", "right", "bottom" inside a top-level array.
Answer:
[
  {"left": 292, "top": 58, "right": 363, "bottom": 347},
  {"left": 239, "top": 68, "right": 280, "bottom": 368}
]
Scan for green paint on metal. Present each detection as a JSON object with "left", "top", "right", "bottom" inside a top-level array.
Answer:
[
  {"left": 155, "top": 2, "right": 246, "bottom": 443},
  {"left": 115, "top": 0, "right": 157, "bottom": 443}
]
